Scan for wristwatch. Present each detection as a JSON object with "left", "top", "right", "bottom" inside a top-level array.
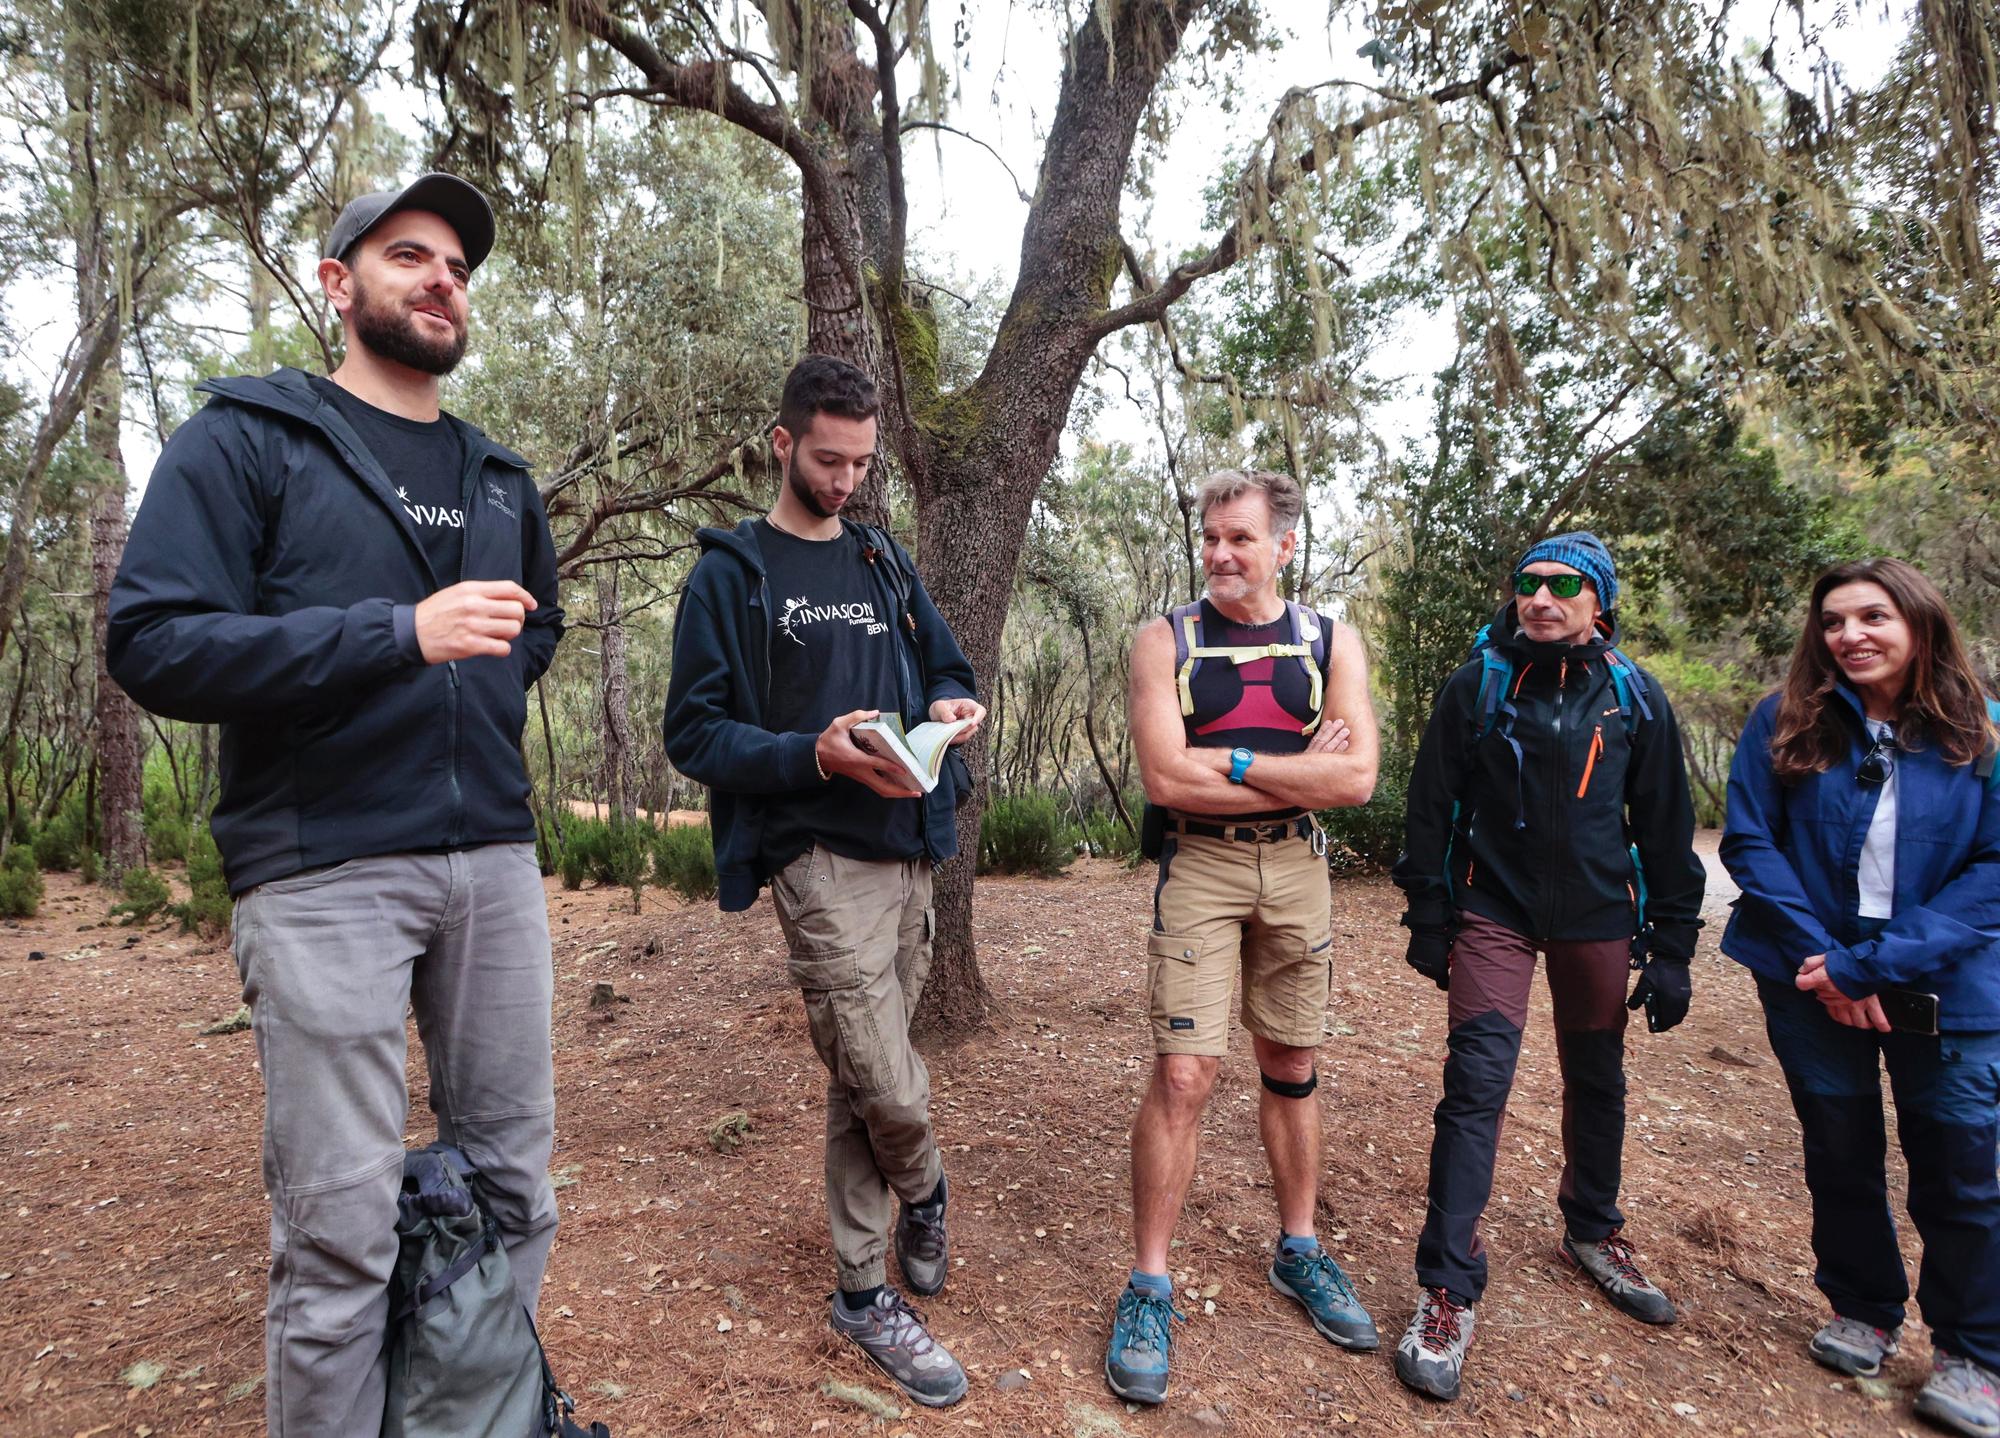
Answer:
[{"left": 1227, "top": 747, "right": 1255, "bottom": 784}]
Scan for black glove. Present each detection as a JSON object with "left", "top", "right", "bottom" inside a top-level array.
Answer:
[
  {"left": 1627, "top": 957, "right": 1691, "bottom": 1033},
  {"left": 1402, "top": 916, "right": 1454, "bottom": 991}
]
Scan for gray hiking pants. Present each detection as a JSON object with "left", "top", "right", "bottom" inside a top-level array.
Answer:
[
  {"left": 769, "top": 846, "right": 943, "bottom": 1291},
  {"left": 232, "top": 843, "right": 558, "bottom": 1437}
]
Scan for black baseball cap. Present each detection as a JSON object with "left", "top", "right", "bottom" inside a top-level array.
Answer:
[{"left": 322, "top": 173, "right": 496, "bottom": 272}]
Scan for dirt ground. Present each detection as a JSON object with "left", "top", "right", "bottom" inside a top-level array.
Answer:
[{"left": 0, "top": 835, "right": 1941, "bottom": 1438}]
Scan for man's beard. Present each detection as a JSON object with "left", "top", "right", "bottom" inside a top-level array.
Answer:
[
  {"left": 786, "top": 460, "right": 843, "bottom": 519},
  {"left": 350, "top": 276, "right": 467, "bottom": 376}
]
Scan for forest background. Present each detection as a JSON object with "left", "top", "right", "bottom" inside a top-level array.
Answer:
[{"left": 1, "top": 0, "right": 1995, "bottom": 1039}]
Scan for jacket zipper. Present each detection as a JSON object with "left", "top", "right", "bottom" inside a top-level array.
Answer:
[
  {"left": 445, "top": 661, "right": 463, "bottom": 845},
  {"left": 1578, "top": 723, "right": 1604, "bottom": 798},
  {"left": 1540, "top": 657, "right": 1568, "bottom": 936},
  {"left": 443, "top": 444, "right": 484, "bottom": 849}
]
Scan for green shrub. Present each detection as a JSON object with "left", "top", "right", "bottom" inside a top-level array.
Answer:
[
  {"left": 0, "top": 845, "right": 42, "bottom": 918},
  {"left": 978, "top": 791, "right": 1077, "bottom": 877},
  {"left": 600, "top": 821, "right": 653, "bottom": 911},
  {"left": 1080, "top": 807, "right": 1142, "bottom": 864},
  {"left": 32, "top": 788, "right": 89, "bottom": 871},
  {"left": 110, "top": 866, "right": 172, "bottom": 924},
  {"left": 534, "top": 815, "right": 561, "bottom": 875},
  {"left": 1318, "top": 748, "right": 1411, "bottom": 875},
  {"left": 142, "top": 778, "right": 191, "bottom": 863},
  {"left": 555, "top": 815, "right": 607, "bottom": 889},
  {"left": 653, "top": 822, "right": 717, "bottom": 901},
  {"left": 170, "top": 824, "right": 232, "bottom": 935}
]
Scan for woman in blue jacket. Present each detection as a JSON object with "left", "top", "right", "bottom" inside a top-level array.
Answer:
[{"left": 1722, "top": 557, "right": 2000, "bottom": 1438}]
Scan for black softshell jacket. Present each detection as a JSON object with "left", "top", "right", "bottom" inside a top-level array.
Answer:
[
  {"left": 107, "top": 369, "right": 564, "bottom": 893},
  {"left": 1393, "top": 604, "right": 1704, "bottom": 960}
]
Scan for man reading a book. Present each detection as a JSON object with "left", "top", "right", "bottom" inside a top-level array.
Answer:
[
  {"left": 1105, "top": 468, "right": 1381, "bottom": 1406},
  {"left": 662, "top": 354, "right": 983, "bottom": 1409}
]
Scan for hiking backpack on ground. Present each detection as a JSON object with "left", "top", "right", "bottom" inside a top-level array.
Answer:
[{"left": 384, "top": 1143, "right": 608, "bottom": 1438}]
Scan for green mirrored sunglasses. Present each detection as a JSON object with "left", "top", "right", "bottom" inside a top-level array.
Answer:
[{"left": 1514, "top": 572, "right": 1587, "bottom": 599}]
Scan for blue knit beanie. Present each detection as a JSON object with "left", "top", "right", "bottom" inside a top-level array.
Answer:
[{"left": 1515, "top": 531, "right": 1617, "bottom": 611}]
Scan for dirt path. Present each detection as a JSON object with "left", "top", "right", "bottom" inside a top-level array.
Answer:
[{"left": 0, "top": 837, "right": 1929, "bottom": 1437}]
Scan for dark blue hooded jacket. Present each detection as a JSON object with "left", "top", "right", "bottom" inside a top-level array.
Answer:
[
  {"left": 661, "top": 518, "right": 976, "bottom": 911},
  {"left": 1721, "top": 688, "right": 2000, "bottom": 1029},
  {"left": 107, "top": 368, "right": 564, "bottom": 893}
]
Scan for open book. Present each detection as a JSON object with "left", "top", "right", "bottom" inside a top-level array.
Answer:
[{"left": 850, "top": 713, "right": 973, "bottom": 794}]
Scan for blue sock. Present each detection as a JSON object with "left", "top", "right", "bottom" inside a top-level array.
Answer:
[
  {"left": 1279, "top": 1232, "right": 1320, "bottom": 1258},
  {"left": 1128, "top": 1268, "right": 1173, "bottom": 1299}
]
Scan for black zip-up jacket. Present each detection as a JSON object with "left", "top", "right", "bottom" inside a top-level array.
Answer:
[
  {"left": 107, "top": 368, "right": 564, "bottom": 893},
  {"left": 661, "top": 519, "right": 976, "bottom": 912},
  {"left": 1393, "top": 603, "right": 1704, "bottom": 960}
]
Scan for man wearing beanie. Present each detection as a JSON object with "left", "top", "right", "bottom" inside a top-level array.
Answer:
[{"left": 1387, "top": 532, "right": 1705, "bottom": 1401}]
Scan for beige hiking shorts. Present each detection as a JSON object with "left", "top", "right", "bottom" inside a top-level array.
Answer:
[{"left": 1146, "top": 828, "right": 1334, "bottom": 1055}]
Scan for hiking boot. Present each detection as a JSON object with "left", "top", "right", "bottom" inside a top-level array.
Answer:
[
  {"left": 1808, "top": 1316, "right": 1903, "bottom": 1378},
  {"left": 1270, "top": 1244, "right": 1379, "bottom": 1351},
  {"left": 1104, "top": 1283, "right": 1184, "bottom": 1405},
  {"left": 895, "top": 1175, "right": 949, "bottom": 1297},
  {"left": 1395, "top": 1287, "right": 1474, "bottom": 1401},
  {"left": 828, "top": 1288, "right": 967, "bottom": 1408},
  {"left": 1918, "top": 1354, "right": 2000, "bottom": 1438},
  {"left": 1558, "top": 1230, "right": 1677, "bottom": 1325}
]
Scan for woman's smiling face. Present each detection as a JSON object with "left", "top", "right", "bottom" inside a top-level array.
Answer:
[{"left": 1819, "top": 580, "right": 1914, "bottom": 698}]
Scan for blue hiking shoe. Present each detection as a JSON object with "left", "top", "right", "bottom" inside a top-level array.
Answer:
[
  {"left": 1104, "top": 1283, "right": 1184, "bottom": 1405},
  {"left": 1270, "top": 1244, "right": 1379, "bottom": 1351}
]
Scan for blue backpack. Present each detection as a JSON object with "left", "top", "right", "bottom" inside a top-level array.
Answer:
[{"left": 1982, "top": 698, "right": 2000, "bottom": 788}]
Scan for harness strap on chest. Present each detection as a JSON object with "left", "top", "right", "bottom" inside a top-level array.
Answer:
[{"left": 1172, "top": 600, "right": 1326, "bottom": 733}]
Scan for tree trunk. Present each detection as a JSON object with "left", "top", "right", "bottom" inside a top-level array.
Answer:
[
  {"left": 247, "top": 204, "right": 279, "bottom": 372},
  {"left": 910, "top": 431, "right": 1069, "bottom": 1038},
  {"left": 89, "top": 355, "right": 143, "bottom": 879},
  {"left": 0, "top": 315, "right": 120, "bottom": 670},
  {"left": 596, "top": 564, "right": 636, "bottom": 822},
  {"left": 195, "top": 722, "right": 214, "bottom": 817},
  {"left": 906, "top": 3, "right": 1198, "bottom": 1036},
  {"left": 0, "top": 643, "right": 25, "bottom": 863},
  {"left": 796, "top": 5, "right": 893, "bottom": 529}
]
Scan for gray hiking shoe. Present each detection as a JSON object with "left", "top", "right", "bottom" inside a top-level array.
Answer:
[
  {"left": 828, "top": 1288, "right": 967, "bottom": 1408},
  {"left": 1558, "top": 1230, "right": 1677, "bottom": 1325},
  {"left": 1809, "top": 1316, "right": 1902, "bottom": 1378},
  {"left": 1394, "top": 1287, "right": 1475, "bottom": 1402},
  {"left": 1917, "top": 1354, "right": 2000, "bottom": 1438},
  {"left": 895, "top": 1175, "right": 948, "bottom": 1296}
]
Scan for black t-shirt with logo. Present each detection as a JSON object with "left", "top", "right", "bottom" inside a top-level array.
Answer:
[
  {"left": 310, "top": 375, "right": 466, "bottom": 583},
  {"left": 756, "top": 519, "right": 923, "bottom": 869}
]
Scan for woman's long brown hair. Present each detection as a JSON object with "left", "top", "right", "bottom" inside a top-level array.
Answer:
[{"left": 1770, "top": 557, "right": 1997, "bottom": 781}]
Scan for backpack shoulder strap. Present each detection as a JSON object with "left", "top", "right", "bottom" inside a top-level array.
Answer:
[
  {"left": 1170, "top": 601, "right": 1204, "bottom": 718},
  {"left": 1285, "top": 600, "right": 1328, "bottom": 734},
  {"left": 857, "top": 523, "right": 917, "bottom": 635},
  {"left": 1979, "top": 698, "right": 2000, "bottom": 787},
  {"left": 1603, "top": 649, "right": 1654, "bottom": 738},
  {"left": 1468, "top": 626, "right": 1511, "bottom": 741}
]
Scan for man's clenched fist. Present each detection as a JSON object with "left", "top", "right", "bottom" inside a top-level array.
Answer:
[{"left": 414, "top": 580, "right": 537, "bottom": 663}]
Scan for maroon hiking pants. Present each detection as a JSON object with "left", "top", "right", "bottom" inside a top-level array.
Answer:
[{"left": 1413, "top": 910, "right": 1632, "bottom": 1303}]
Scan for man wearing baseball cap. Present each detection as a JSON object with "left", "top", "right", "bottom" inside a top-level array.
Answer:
[
  {"left": 1387, "top": 532, "right": 1705, "bottom": 1402},
  {"left": 109, "top": 173, "right": 564, "bottom": 1435}
]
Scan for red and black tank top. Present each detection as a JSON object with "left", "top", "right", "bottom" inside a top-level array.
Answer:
[{"left": 1181, "top": 598, "right": 1324, "bottom": 820}]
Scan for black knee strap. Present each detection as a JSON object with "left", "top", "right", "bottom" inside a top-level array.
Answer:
[{"left": 1261, "top": 1067, "right": 1318, "bottom": 1099}]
